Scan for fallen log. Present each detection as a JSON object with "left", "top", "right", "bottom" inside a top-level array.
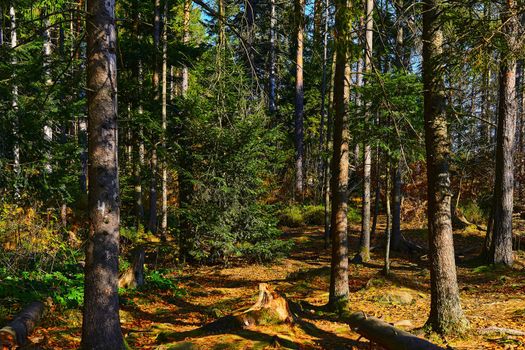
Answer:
[
  {"left": 341, "top": 311, "right": 446, "bottom": 350},
  {"left": 0, "top": 301, "right": 45, "bottom": 349}
]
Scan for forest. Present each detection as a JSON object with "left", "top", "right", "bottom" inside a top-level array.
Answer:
[{"left": 0, "top": 0, "right": 524, "bottom": 349}]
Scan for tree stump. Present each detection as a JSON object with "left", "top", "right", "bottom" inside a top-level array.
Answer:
[
  {"left": 200, "top": 283, "right": 295, "bottom": 333},
  {"left": 119, "top": 247, "right": 145, "bottom": 289}
]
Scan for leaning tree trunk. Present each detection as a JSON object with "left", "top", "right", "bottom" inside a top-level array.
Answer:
[
  {"left": 422, "top": 0, "right": 468, "bottom": 335},
  {"left": 294, "top": 0, "right": 305, "bottom": 198},
  {"left": 82, "top": 0, "right": 124, "bottom": 349},
  {"left": 328, "top": 0, "right": 351, "bottom": 311},
  {"left": 489, "top": 0, "right": 518, "bottom": 267}
]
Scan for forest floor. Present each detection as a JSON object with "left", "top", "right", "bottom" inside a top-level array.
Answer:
[{"left": 29, "top": 221, "right": 525, "bottom": 350}]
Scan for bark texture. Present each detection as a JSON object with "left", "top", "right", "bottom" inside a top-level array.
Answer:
[
  {"left": 489, "top": 0, "right": 518, "bottom": 267},
  {"left": 358, "top": 0, "right": 374, "bottom": 263},
  {"left": 81, "top": 0, "right": 124, "bottom": 348},
  {"left": 328, "top": 0, "right": 350, "bottom": 310},
  {"left": 341, "top": 311, "right": 446, "bottom": 350},
  {"left": 294, "top": 0, "right": 305, "bottom": 198},
  {"left": 422, "top": 0, "right": 468, "bottom": 335}
]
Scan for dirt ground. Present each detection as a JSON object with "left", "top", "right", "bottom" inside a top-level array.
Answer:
[{"left": 30, "top": 222, "right": 525, "bottom": 349}]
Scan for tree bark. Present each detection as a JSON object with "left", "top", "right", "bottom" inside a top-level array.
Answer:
[
  {"left": 384, "top": 163, "right": 392, "bottom": 275},
  {"left": 82, "top": 0, "right": 124, "bottom": 348},
  {"left": 489, "top": 0, "right": 518, "bottom": 267},
  {"left": 391, "top": 161, "right": 403, "bottom": 250},
  {"left": 328, "top": 0, "right": 351, "bottom": 310},
  {"left": 294, "top": 0, "right": 305, "bottom": 198},
  {"left": 149, "top": 0, "right": 162, "bottom": 235},
  {"left": 182, "top": 0, "right": 190, "bottom": 95},
  {"left": 341, "top": 311, "right": 446, "bottom": 350},
  {"left": 10, "top": 6, "right": 20, "bottom": 187},
  {"left": 358, "top": 0, "right": 374, "bottom": 263},
  {"left": 422, "top": 0, "right": 468, "bottom": 335},
  {"left": 268, "top": 0, "right": 277, "bottom": 113},
  {"left": 160, "top": 0, "right": 169, "bottom": 241}
]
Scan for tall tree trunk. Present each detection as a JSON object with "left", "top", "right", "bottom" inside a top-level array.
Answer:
[
  {"left": 358, "top": 0, "right": 374, "bottom": 263},
  {"left": 268, "top": 0, "right": 277, "bottom": 113},
  {"left": 422, "top": 0, "right": 468, "bottom": 335},
  {"left": 182, "top": 0, "right": 190, "bottom": 95},
  {"left": 328, "top": 0, "right": 351, "bottom": 310},
  {"left": 149, "top": 0, "right": 162, "bottom": 235},
  {"left": 0, "top": 5, "right": 3, "bottom": 47},
  {"left": 160, "top": 0, "right": 169, "bottom": 241},
  {"left": 43, "top": 9, "right": 53, "bottom": 174},
  {"left": 294, "top": 0, "right": 305, "bottom": 198},
  {"left": 391, "top": 0, "right": 406, "bottom": 251},
  {"left": 384, "top": 163, "right": 392, "bottom": 275},
  {"left": 81, "top": 0, "right": 124, "bottom": 348},
  {"left": 391, "top": 161, "right": 402, "bottom": 249},
  {"left": 370, "top": 147, "right": 381, "bottom": 238},
  {"left": 10, "top": 6, "right": 20, "bottom": 186},
  {"left": 134, "top": 12, "right": 145, "bottom": 225},
  {"left": 489, "top": 0, "right": 518, "bottom": 266}
]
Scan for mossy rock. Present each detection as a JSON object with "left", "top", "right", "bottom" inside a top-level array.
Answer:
[{"left": 376, "top": 289, "right": 414, "bottom": 305}]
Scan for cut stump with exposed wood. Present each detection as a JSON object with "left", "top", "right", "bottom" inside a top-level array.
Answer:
[
  {"left": 0, "top": 301, "right": 45, "bottom": 349},
  {"left": 199, "top": 283, "right": 295, "bottom": 334}
]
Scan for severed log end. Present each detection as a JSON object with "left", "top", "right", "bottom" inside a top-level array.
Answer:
[
  {"left": 341, "top": 311, "right": 446, "bottom": 350},
  {"left": 0, "top": 301, "right": 45, "bottom": 349}
]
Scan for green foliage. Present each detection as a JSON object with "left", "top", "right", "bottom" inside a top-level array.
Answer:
[
  {"left": 175, "top": 47, "right": 291, "bottom": 264},
  {"left": 278, "top": 206, "right": 305, "bottom": 227},
  {"left": 145, "top": 270, "right": 186, "bottom": 297},
  {"left": 0, "top": 269, "right": 84, "bottom": 309},
  {"left": 303, "top": 205, "right": 325, "bottom": 226},
  {"left": 347, "top": 206, "right": 361, "bottom": 224},
  {"left": 278, "top": 205, "right": 326, "bottom": 227},
  {"left": 459, "top": 201, "right": 488, "bottom": 225}
]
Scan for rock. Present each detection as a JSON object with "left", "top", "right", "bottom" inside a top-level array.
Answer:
[
  {"left": 380, "top": 290, "right": 414, "bottom": 305},
  {"left": 393, "top": 320, "right": 414, "bottom": 328}
]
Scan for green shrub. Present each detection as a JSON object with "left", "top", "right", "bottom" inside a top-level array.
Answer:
[
  {"left": 238, "top": 239, "right": 294, "bottom": 263},
  {"left": 145, "top": 270, "right": 186, "bottom": 297},
  {"left": 347, "top": 206, "right": 361, "bottom": 224},
  {"left": 460, "top": 201, "right": 487, "bottom": 225},
  {"left": 0, "top": 270, "right": 84, "bottom": 309},
  {"left": 303, "top": 205, "right": 325, "bottom": 225},
  {"left": 278, "top": 206, "right": 304, "bottom": 227}
]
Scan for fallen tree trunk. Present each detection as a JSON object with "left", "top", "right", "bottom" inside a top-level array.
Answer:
[
  {"left": 0, "top": 301, "right": 45, "bottom": 349},
  {"left": 341, "top": 311, "right": 446, "bottom": 350}
]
